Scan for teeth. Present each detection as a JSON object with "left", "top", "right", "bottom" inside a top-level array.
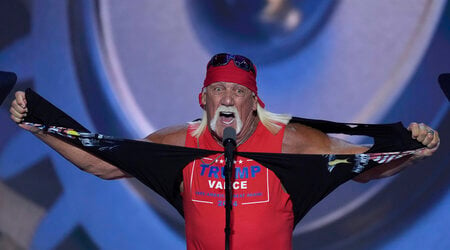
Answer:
[{"left": 223, "top": 119, "right": 234, "bottom": 125}]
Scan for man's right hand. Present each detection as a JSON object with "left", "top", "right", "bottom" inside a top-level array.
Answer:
[
  {"left": 9, "top": 90, "right": 131, "bottom": 179},
  {"left": 9, "top": 91, "right": 40, "bottom": 133}
]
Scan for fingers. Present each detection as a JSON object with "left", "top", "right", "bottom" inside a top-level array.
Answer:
[
  {"left": 421, "top": 129, "right": 434, "bottom": 146},
  {"left": 427, "top": 129, "right": 440, "bottom": 149},
  {"left": 408, "top": 122, "right": 426, "bottom": 141},
  {"left": 10, "top": 106, "right": 25, "bottom": 121},
  {"left": 408, "top": 122, "right": 440, "bottom": 150},
  {"left": 10, "top": 91, "right": 28, "bottom": 124},
  {"left": 11, "top": 98, "right": 27, "bottom": 113},
  {"left": 10, "top": 101, "right": 26, "bottom": 123},
  {"left": 15, "top": 91, "right": 27, "bottom": 109}
]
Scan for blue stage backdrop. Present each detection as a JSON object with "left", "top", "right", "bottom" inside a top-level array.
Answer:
[{"left": 0, "top": 0, "right": 449, "bottom": 249}]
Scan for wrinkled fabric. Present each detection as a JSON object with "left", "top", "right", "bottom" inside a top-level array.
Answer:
[{"left": 23, "top": 88, "right": 424, "bottom": 226}]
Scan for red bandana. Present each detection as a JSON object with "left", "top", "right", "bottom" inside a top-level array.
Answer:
[{"left": 199, "top": 61, "right": 265, "bottom": 108}]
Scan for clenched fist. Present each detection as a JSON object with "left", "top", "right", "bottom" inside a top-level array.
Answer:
[{"left": 9, "top": 91, "right": 40, "bottom": 133}]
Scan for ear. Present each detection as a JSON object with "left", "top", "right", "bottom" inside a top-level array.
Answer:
[
  {"left": 252, "top": 94, "right": 258, "bottom": 111},
  {"left": 201, "top": 92, "right": 207, "bottom": 108}
]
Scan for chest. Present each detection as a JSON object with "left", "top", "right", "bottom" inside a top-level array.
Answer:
[{"left": 182, "top": 155, "right": 281, "bottom": 207}]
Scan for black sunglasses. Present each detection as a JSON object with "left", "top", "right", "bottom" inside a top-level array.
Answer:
[{"left": 207, "top": 53, "right": 256, "bottom": 74}]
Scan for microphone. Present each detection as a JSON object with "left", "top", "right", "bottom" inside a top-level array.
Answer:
[
  {"left": 222, "top": 127, "right": 236, "bottom": 250},
  {"left": 223, "top": 127, "right": 237, "bottom": 160},
  {"left": 438, "top": 73, "right": 450, "bottom": 101}
]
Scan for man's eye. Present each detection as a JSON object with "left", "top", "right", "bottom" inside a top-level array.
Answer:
[{"left": 236, "top": 88, "right": 246, "bottom": 96}]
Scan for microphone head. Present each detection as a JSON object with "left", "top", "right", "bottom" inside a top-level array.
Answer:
[
  {"left": 223, "top": 127, "right": 236, "bottom": 145},
  {"left": 438, "top": 73, "right": 450, "bottom": 101},
  {"left": 0, "top": 71, "right": 17, "bottom": 106}
]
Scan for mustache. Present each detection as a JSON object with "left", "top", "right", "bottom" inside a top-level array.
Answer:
[
  {"left": 210, "top": 105, "right": 242, "bottom": 134},
  {"left": 215, "top": 105, "right": 239, "bottom": 114}
]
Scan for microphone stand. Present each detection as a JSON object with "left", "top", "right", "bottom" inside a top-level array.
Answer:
[{"left": 223, "top": 127, "right": 236, "bottom": 250}]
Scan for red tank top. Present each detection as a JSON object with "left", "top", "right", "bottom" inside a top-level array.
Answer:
[{"left": 182, "top": 122, "right": 294, "bottom": 250}]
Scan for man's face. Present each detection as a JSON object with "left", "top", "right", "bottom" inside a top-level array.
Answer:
[{"left": 202, "top": 82, "right": 258, "bottom": 140}]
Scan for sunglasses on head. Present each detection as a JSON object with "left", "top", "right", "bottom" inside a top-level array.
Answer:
[{"left": 207, "top": 53, "right": 256, "bottom": 74}]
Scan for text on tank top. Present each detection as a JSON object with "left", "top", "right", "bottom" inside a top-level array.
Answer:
[{"left": 182, "top": 122, "right": 294, "bottom": 250}]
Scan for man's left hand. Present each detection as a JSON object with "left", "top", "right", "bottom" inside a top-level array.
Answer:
[{"left": 408, "top": 122, "right": 440, "bottom": 158}]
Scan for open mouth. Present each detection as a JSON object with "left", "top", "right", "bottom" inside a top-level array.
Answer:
[{"left": 219, "top": 111, "right": 235, "bottom": 125}]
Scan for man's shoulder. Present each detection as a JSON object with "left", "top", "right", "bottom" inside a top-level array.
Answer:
[
  {"left": 282, "top": 122, "right": 330, "bottom": 154},
  {"left": 144, "top": 123, "right": 189, "bottom": 147},
  {"left": 283, "top": 122, "right": 368, "bottom": 154}
]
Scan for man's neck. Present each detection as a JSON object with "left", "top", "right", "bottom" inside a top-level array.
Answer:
[
  {"left": 236, "top": 117, "right": 259, "bottom": 146},
  {"left": 210, "top": 117, "right": 260, "bottom": 147}
]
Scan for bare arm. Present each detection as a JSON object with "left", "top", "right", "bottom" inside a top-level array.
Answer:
[
  {"left": 10, "top": 91, "right": 128, "bottom": 180},
  {"left": 282, "top": 122, "right": 440, "bottom": 182},
  {"left": 34, "top": 132, "right": 131, "bottom": 179},
  {"left": 143, "top": 124, "right": 187, "bottom": 146},
  {"left": 282, "top": 123, "right": 368, "bottom": 155},
  {"left": 10, "top": 91, "right": 190, "bottom": 180},
  {"left": 353, "top": 122, "right": 440, "bottom": 182}
]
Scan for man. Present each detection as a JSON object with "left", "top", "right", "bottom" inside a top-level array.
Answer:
[{"left": 9, "top": 53, "right": 440, "bottom": 249}]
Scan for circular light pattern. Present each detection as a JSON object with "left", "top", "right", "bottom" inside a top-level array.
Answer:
[
  {"left": 96, "top": 0, "right": 446, "bottom": 240},
  {"left": 186, "top": 0, "right": 335, "bottom": 64}
]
